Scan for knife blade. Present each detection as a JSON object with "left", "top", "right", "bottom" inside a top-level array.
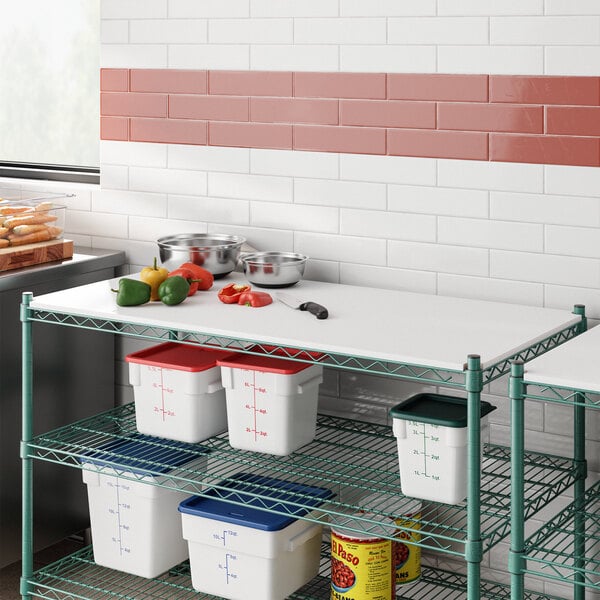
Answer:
[{"left": 277, "top": 292, "right": 329, "bottom": 320}]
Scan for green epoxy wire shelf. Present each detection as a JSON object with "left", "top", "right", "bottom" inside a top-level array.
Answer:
[
  {"left": 24, "top": 544, "right": 570, "bottom": 600},
  {"left": 24, "top": 403, "right": 580, "bottom": 557},
  {"left": 522, "top": 479, "right": 600, "bottom": 589},
  {"left": 520, "top": 383, "right": 600, "bottom": 409},
  {"left": 21, "top": 298, "right": 585, "bottom": 600},
  {"left": 25, "top": 308, "right": 582, "bottom": 386}
]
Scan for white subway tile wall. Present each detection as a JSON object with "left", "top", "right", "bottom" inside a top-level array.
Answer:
[
  {"left": 99, "top": 2, "right": 600, "bottom": 74},
  {"left": 27, "top": 2, "right": 598, "bottom": 596},
  {"left": 437, "top": 45, "right": 545, "bottom": 75},
  {"left": 90, "top": 140, "right": 600, "bottom": 318}
]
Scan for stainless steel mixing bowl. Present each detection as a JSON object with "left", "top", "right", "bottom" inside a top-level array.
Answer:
[
  {"left": 240, "top": 252, "right": 308, "bottom": 288},
  {"left": 157, "top": 233, "right": 246, "bottom": 278}
]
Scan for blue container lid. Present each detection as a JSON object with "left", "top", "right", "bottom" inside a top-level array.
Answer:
[
  {"left": 178, "top": 473, "right": 334, "bottom": 532},
  {"left": 80, "top": 433, "right": 210, "bottom": 477}
]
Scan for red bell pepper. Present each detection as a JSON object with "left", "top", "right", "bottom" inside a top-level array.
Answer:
[
  {"left": 238, "top": 291, "right": 273, "bottom": 307},
  {"left": 179, "top": 262, "right": 214, "bottom": 291},
  {"left": 167, "top": 267, "right": 201, "bottom": 296},
  {"left": 218, "top": 283, "right": 251, "bottom": 304}
]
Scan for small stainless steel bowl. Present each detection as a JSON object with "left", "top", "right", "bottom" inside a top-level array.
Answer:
[
  {"left": 157, "top": 233, "right": 246, "bottom": 278},
  {"left": 241, "top": 251, "right": 308, "bottom": 288}
]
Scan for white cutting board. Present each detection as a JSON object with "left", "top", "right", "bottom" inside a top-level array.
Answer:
[{"left": 28, "top": 274, "right": 580, "bottom": 373}]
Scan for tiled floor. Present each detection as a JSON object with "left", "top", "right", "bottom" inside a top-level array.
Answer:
[{"left": 0, "top": 537, "right": 84, "bottom": 600}]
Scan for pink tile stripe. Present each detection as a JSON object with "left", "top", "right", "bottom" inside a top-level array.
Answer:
[{"left": 100, "top": 68, "right": 600, "bottom": 167}]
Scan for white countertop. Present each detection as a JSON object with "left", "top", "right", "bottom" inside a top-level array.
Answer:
[
  {"left": 523, "top": 324, "right": 600, "bottom": 393},
  {"left": 28, "top": 275, "right": 581, "bottom": 373}
]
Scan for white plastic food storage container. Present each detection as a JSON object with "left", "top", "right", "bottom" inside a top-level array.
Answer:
[
  {"left": 81, "top": 433, "right": 209, "bottom": 578},
  {"left": 126, "top": 342, "right": 231, "bottom": 443},
  {"left": 217, "top": 352, "right": 323, "bottom": 455},
  {"left": 179, "top": 473, "right": 333, "bottom": 600},
  {"left": 390, "top": 393, "right": 496, "bottom": 504}
]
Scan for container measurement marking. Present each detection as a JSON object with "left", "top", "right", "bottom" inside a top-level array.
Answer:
[
  {"left": 218, "top": 553, "right": 238, "bottom": 584},
  {"left": 213, "top": 529, "right": 238, "bottom": 546},
  {"left": 243, "top": 371, "right": 268, "bottom": 441},
  {"left": 107, "top": 478, "right": 131, "bottom": 555},
  {"left": 411, "top": 421, "right": 441, "bottom": 480},
  {"left": 149, "top": 366, "right": 176, "bottom": 421}
]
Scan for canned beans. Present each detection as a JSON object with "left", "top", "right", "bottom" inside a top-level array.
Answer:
[
  {"left": 330, "top": 529, "right": 394, "bottom": 600},
  {"left": 331, "top": 557, "right": 356, "bottom": 590},
  {"left": 393, "top": 540, "right": 409, "bottom": 567}
]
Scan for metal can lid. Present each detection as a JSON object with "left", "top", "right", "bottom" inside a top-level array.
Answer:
[{"left": 330, "top": 493, "right": 422, "bottom": 540}]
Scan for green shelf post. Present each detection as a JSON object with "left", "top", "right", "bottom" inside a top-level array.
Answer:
[
  {"left": 572, "top": 304, "right": 587, "bottom": 600},
  {"left": 20, "top": 292, "right": 33, "bottom": 600},
  {"left": 465, "top": 354, "right": 483, "bottom": 600},
  {"left": 509, "top": 360, "right": 525, "bottom": 600}
]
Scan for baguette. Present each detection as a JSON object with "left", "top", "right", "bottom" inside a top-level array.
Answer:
[
  {"left": 4, "top": 213, "right": 58, "bottom": 229},
  {"left": 0, "top": 205, "right": 34, "bottom": 216},
  {"left": 34, "top": 201, "right": 54, "bottom": 212},
  {"left": 0, "top": 227, "right": 8, "bottom": 237},
  {"left": 0, "top": 238, "right": 9, "bottom": 248},
  {"left": 12, "top": 224, "right": 50, "bottom": 236},
  {"left": 8, "top": 226, "right": 62, "bottom": 246}
]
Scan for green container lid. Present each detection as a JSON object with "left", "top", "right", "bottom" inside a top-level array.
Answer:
[{"left": 389, "top": 393, "right": 496, "bottom": 428}]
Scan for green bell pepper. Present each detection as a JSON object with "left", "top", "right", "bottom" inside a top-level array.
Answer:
[
  {"left": 158, "top": 275, "right": 190, "bottom": 306},
  {"left": 112, "top": 278, "right": 151, "bottom": 306}
]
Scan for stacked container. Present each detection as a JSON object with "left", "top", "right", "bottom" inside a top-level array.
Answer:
[
  {"left": 179, "top": 473, "right": 333, "bottom": 600},
  {"left": 217, "top": 352, "right": 323, "bottom": 455},
  {"left": 81, "top": 433, "right": 209, "bottom": 578},
  {"left": 126, "top": 342, "right": 231, "bottom": 443},
  {"left": 390, "top": 393, "right": 496, "bottom": 504}
]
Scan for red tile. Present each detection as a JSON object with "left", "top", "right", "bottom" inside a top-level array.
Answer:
[
  {"left": 130, "top": 118, "right": 207, "bottom": 145},
  {"left": 294, "top": 72, "right": 386, "bottom": 99},
  {"left": 250, "top": 97, "right": 338, "bottom": 125},
  {"left": 388, "top": 74, "right": 488, "bottom": 102},
  {"left": 438, "top": 103, "right": 543, "bottom": 134},
  {"left": 388, "top": 129, "right": 488, "bottom": 160},
  {"left": 293, "top": 125, "right": 386, "bottom": 155},
  {"left": 490, "top": 134, "right": 600, "bottom": 167},
  {"left": 209, "top": 121, "right": 292, "bottom": 149},
  {"left": 130, "top": 69, "right": 207, "bottom": 94},
  {"left": 101, "top": 92, "right": 167, "bottom": 117},
  {"left": 100, "top": 69, "right": 129, "bottom": 92},
  {"left": 340, "top": 100, "right": 435, "bottom": 129},
  {"left": 100, "top": 117, "right": 129, "bottom": 141},
  {"left": 209, "top": 71, "right": 293, "bottom": 97},
  {"left": 490, "top": 75, "right": 600, "bottom": 106},
  {"left": 546, "top": 106, "right": 600, "bottom": 137},
  {"left": 170, "top": 95, "right": 249, "bottom": 121}
]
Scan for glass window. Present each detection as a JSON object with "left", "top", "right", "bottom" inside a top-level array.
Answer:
[{"left": 0, "top": 1, "right": 100, "bottom": 181}]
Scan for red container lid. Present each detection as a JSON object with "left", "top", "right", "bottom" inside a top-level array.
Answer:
[
  {"left": 125, "top": 342, "right": 232, "bottom": 372},
  {"left": 216, "top": 351, "right": 314, "bottom": 375}
]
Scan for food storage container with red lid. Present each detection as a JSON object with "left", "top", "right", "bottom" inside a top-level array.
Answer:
[
  {"left": 217, "top": 352, "right": 323, "bottom": 455},
  {"left": 127, "top": 342, "right": 232, "bottom": 443}
]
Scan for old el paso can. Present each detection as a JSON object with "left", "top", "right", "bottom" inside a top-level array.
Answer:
[
  {"left": 330, "top": 527, "right": 394, "bottom": 600},
  {"left": 393, "top": 499, "right": 422, "bottom": 587}
]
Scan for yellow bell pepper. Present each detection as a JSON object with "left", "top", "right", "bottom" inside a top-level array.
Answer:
[{"left": 140, "top": 257, "right": 169, "bottom": 301}]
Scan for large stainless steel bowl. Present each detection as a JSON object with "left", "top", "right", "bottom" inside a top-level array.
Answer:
[
  {"left": 240, "top": 252, "right": 307, "bottom": 288},
  {"left": 157, "top": 233, "right": 246, "bottom": 278}
]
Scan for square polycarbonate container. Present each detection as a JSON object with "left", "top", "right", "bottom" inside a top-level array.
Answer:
[
  {"left": 217, "top": 353, "right": 323, "bottom": 455},
  {"left": 390, "top": 393, "right": 496, "bottom": 504},
  {"left": 179, "top": 473, "right": 333, "bottom": 600},
  {"left": 81, "top": 434, "right": 209, "bottom": 578},
  {"left": 127, "top": 342, "right": 232, "bottom": 443}
]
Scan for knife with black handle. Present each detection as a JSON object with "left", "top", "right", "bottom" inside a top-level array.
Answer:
[{"left": 277, "top": 292, "right": 329, "bottom": 319}]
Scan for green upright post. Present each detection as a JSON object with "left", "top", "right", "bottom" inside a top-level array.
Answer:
[
  {"left": 465, "top": 354, "right": 483, "bottom": 600},
  {"left": 509, "top": 361, "right": 525, "bottom": 600},
  {"left": 20, "top": 292, "right": 33, "bottom": 600},
  {"left": 572, "top": 304, "right": 587, "bottom": 600}
]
